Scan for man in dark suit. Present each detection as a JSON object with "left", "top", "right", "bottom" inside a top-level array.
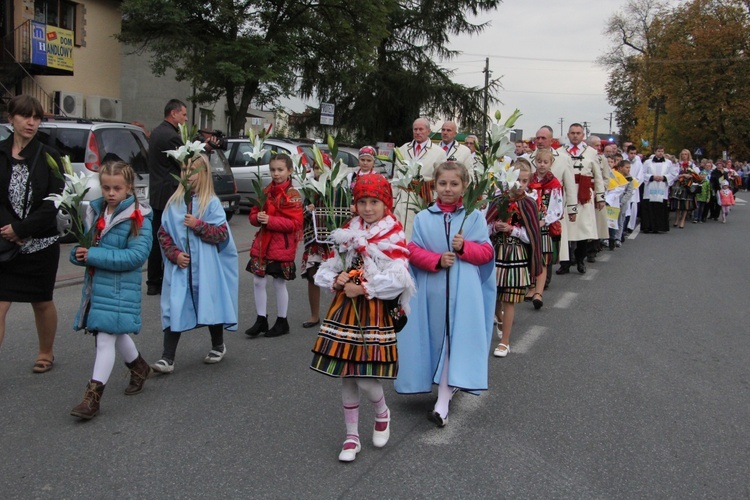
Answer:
[{"left": 146, "top": 99, "right": 188, "bottom": 295}]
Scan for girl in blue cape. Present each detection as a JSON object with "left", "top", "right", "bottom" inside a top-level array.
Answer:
[
  {"left": 152, "top": 153, "right": 239, "bottom": 373},
  {"left": 394, "top": 162, "right": 495, "bottom": 427}
]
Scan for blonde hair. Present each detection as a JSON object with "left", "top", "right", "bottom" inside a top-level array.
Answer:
[
  {"left": 513, "top": 158, "right": 532, "bottom": 172},
  {"left": 534, "top": 149, "right": 554, "bottom": 164},
  {"left": 167, "top": 153, "right": 215, "bottom": 218},
  {"left": 99, "top": 161, "right": 141, "bottom": 237},
  {"left": 434, "top": 161, "right": 470, "bottom": 186}
]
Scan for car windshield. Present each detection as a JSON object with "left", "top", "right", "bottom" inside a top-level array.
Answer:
[{"left": 207, "top": 149, "right": 230, "bottom": 174}]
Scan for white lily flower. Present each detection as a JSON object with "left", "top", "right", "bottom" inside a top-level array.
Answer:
[
  {"left": 304, "top": 171, "right": 330, "bottom": 196},
  {"left": 505, "top": 166, "right": 521, "bottom": 190},
  {"left": 44, "top": 192, "right": 69, "bottom": 209},
  {"left": 330, "top": 160, "right": 349, "bottom": 188}
]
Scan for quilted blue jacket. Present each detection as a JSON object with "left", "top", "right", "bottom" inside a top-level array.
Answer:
[{"left": 71, "top": 196, "right": 153, "bottom": 334}]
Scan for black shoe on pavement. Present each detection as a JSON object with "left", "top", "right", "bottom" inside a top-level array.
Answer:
[
  {"left": 245, "top": 315, "right": 269, "bottom": 337},
  {"left": 556, "top": 265, "right": 570, "bottom": 275},
  {"left": 147, "top": 284, "right": 161, "bottom": 296},
  {"left": 265, "top": 317, "right": 290, "bottom": 337},
  {"left": 577, "top": 261, "right": 587, "bottom": 274}
]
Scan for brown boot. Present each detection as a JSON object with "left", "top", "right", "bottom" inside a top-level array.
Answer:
[
  {"left": 70, "top": 380, "right": 105, "bottom": 419},
  {"left": 124, "top": 354, "right": 152, "bottom": 396}
]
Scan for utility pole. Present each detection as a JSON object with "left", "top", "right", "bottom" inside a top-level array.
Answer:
[
  {"left": 581, "top": 121, "right": 590, "bottom": 137},
  {"left": 558, "top": 118, "right": 564, "bottom": 138},
  {"left": 605, "top": 112, "right": 613, "bottom": 135},
  {"left": 481, "top": 57, "right": 490, "bottom": 151}
]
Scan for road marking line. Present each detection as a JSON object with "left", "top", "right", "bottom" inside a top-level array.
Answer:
[
  {"left": 735, "top": 197, "right": 746, "bottom": 205},
  {"left": 553, "top": 291, "right": 578, "bottom": 309},
  {"left": 580, "top": 268, "right": 598, "bottom": 281},
  {"left": 512, "top": 325, "right": 548, "bottom": 354},
  {"left": 597, "top": 253, "right": 611, "bottom": 262},
  {"left": 628, "top": 226, "right": 640, "bottom": 239}
]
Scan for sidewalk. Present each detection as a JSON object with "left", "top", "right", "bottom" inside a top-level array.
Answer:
[{"left": 55, "top": 224, "right": 255, "bottom": 289}]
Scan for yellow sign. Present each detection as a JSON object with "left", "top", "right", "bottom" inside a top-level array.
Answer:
[{"left": 44, "top": 25, "right": 74, "bottom": 71}]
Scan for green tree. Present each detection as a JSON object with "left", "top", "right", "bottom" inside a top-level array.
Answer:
[
  {"left": 296, "top": 0, "right": 504, "bottom": 144},
  {"left": 118, "top": 0, "right": 388, "bottom": 136}
]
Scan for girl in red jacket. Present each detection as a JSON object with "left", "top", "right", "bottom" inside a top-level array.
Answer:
[{"left": 245, "top": 154, "right": 304, "bottom": 337}]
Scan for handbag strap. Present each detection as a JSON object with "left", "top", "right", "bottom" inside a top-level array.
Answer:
[{"left": 20, "top": 143, "right": 43, "bottom": 219}]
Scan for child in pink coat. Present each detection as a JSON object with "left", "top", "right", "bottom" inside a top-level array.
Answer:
[{"left": 718, "top": 180, "right": 735, "bottom": 223}]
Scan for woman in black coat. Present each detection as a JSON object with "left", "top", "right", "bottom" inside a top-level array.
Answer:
[{"left": 0, "top": 95, "right": 64, "bottom": 372}]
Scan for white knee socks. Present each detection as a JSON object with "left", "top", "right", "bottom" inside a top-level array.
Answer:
[
  {"left": 342, "top": 379, "right": 360, "bottom": 442},
  {"left": 273, "top": 278, "right": 289, "bottom": 317},
  {"left": 254, "top": 276, "right": 289, "bottom": 318},
  {"left": 92, "top": 333, "right": 141, "bottom": 384},
  {"left": 253, "top": 276, "right": 268, "bottom": 317}
]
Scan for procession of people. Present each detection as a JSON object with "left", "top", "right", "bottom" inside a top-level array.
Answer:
[{"left": 1, "top": 95, "right": 746, "bottom": 463}]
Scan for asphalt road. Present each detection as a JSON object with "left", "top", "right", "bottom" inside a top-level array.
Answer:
[{"left": 1, "top": 199, "right": 749, "bottom": 499}]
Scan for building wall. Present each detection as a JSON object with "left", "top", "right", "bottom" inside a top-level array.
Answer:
[{"left": 29, "top": 0, "right": 123, "bottom": 100}]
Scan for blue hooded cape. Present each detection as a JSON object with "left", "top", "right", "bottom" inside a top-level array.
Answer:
[
  {"left": 160, "top": 195, "right": 239, "bottom": 332},
  {"left": 394, "top": 205, "right": 496, "bottom": 393}
]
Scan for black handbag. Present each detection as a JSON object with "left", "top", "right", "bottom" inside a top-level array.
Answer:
[{"left": 0, "top": 145, "right": 42, "bottom": 262}]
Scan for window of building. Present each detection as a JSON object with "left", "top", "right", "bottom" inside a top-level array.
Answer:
[{"left": 34, "top": 0, "right": 80, "bottom": 44}]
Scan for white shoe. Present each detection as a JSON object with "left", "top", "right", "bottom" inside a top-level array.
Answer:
[
  {"left": 151, "top": 359, "right": 174, "bottom": 373},
  {"left": 493, "top": 343, "right": 510, "bottom": 358},
  {"left": 338, "top": 439, "right": 361, "bottom": 462},
  {"left": 204, "top": 344, "right": 226, "bottom": 364},
  {"left": 373, "top": 410, "right": 390, "bottom": 448}
]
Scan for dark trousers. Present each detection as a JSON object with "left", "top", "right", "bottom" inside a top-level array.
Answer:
[
  {"left": 147, "top": 208, "right": 164, "bottom": 287},
  {"left": 707, "top": 193, "right": 721, "bottom": 220},
  {"left": 162, "top": 325, "right": 225, "bottom": 362},
  {"left": 572, "top": 240, "right": 588, "bottom": 264}
]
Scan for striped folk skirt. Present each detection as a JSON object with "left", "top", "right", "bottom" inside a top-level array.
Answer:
[
  {"left": 494, "top": 237, "right": 531, "bottom": 304},
  {"left": 310, "top": 291, "right": 398, "bottom": 379}
]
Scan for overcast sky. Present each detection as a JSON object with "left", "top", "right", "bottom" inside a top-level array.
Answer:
[
  {"left": 444, "top": 0, "right": 628, "bottom": 140},
  {"left": 282, "top": 0, "right": 637, "bottom": 141}
]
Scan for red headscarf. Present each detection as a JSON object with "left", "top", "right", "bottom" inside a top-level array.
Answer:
[{"left": 352, "top": 173, "right": 393, "bottom": 211}]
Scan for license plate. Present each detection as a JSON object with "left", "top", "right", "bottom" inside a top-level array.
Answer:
[{"left": 221, "top": 201, "right": 230, "bottom": 208}]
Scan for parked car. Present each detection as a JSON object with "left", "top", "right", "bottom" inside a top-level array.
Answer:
[
  {"left": 2, "top": 117, "right": 239, "bottom": 220},
  {"left": 225, "top": 137, "right": 312, "bottom": 206},
  {"left": 300, "top": 145, "right": 394, "bottom": 178}
]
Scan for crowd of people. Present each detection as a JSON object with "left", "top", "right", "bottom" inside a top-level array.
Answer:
[{"left": 0, "top": 95, "right": 744, "bottom": 464}]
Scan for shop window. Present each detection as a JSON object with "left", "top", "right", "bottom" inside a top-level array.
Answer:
[{"left": 34, "top": 0, "right": 82, "bottom": 46}]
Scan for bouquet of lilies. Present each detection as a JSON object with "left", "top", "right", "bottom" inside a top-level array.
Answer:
[
  {"left": 44, "top": 154, "right": 94, "bottom": 247},
  {"left": 293, "top": 135, "right": 352, "bottom": 243},
  {"left": 242, "top": 125, "right": 274, "bottom": 210},
  {"left": 390, "top": 148, "right": 429, "bottom": 231},
  {"left": 165, "top": 123, "right": 206, "bottom": 206},
  {"left": 457, "top": 109, "right": 523, "bottom": 232}
]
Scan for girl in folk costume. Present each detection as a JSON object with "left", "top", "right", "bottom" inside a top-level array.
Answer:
[
  {"left": 526, "top": 150, "right": 563, "bottom": 309},
  {"left": 641, "top": 146, "right": 678, "bottom": 233},
  {"left": 245, "top": 153, "right": 304, "bottom": 338},
  {"left": 153, "top": 153, "right": 239, "bottom": 373},
  {"left": 300, "top": 154, "right": 349, "bottom": 329},
  {"left": 347, "top": 146, "right": 378, "bottom": 193},
  {"left": 70, "top": 162, "right": 153, "bottom": 419},
  {"left": 394, "top": 162, "right": 495, "bottom": 428},
  {"left": 669, "top": 149, "right": 700, "bottom": 229},
  {"left": 310, "top": 174, "right": 415, "bottom": 462},
  {"left": 718, "top": 180, "right": 735, "bottom": 223},
  {"left": 487, "top": 159, "right": 542, "bottom": 358}
]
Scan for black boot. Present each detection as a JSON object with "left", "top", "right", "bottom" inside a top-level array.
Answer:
[
  {"left": 576, "top": 260, "right": 587, "bottom": 274},
  {"left": 265, "top": 317, "right": 290, "bottom": 337},
  {"left": 608, "top": 238, "right": 616, "bottom": 251},
  {"left": 245, "top": 315, "right": 268, "bottom": 338}
]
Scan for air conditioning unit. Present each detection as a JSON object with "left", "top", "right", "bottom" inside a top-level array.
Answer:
[
  {"left": 86, "top": 95, "right": 122, "bottom": 121},
  {"left": 54, "top": 91, "right": 84, "bottom": 118}
]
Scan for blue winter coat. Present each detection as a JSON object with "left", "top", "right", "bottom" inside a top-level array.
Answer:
[{"left": 71, "top": 196, "right": 153, "bottom": 334}]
